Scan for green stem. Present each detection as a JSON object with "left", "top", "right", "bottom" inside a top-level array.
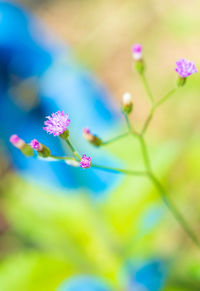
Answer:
[
  {"left": 134, "top": 132, "right": 200, "bottom": 248},
  {"left": 137, "top": 135, "right": 152, "bottom": 171},
  {"left": 155, "top": 88, "right": 177, "bottom": 108},
  {"left": 142, "top": 88, "right": 177, "bottom": 135},
  {"left": 92, "top": 164, "right": 147, "bottom": 176},
  {"left": 142, "top": 107, "right": 155, "bottom": 135},
  {"left": 102, "top": 132, "right": 130, "bottom": 146},
  {"left": 66, "top": 140, "right": 81, "bottom": 160},
  {"left": 49, "top": 155, "right": 68, "bottom": 160},
  {"left": 140, "top": 72, "right": 155, "bottom": 104},
  {"left": 124, "top": 113, "right": 133, "bottom": 133},
  {"left": 149, "top": 173, "right": 200, "bottom": 248}
]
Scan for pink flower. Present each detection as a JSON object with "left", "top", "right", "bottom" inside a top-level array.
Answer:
[
  {"left": 175, "top": 59, "right": 197, "bottom": 78},
  {"left": 132, "top": 43, "right": 142, "bottom": 60},
  {"left": 80, "top": 154, "right": 91, "bottom": 169},
  {"left": 43, "top": 111, "right": 70, "bottom": 136},
  {"left": 30, "top": 139, "right": 43, "bottom": 151},
  {"left": 9, "top": 134, "right": 25, "bottom": 149}
]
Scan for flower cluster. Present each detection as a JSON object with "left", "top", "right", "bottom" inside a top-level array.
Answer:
[
  {"left": 10, "top": 111, "right": 92, "bottom": 168},
  {"left": 8, "top": 44, "right": 200, "bottom": 250},
  {"left": 9, "top": 45, "right": 198, "bottom": 172}
]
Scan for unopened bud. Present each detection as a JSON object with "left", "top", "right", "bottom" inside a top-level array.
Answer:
[
  {"left": 10, "top": 134, "right": 34, "bottom": 157},
  {"left": 9, "top": 134, "right": 25, "bottom": 149},
  {"left": 132, "top": 44, "right": 145, "bottom": 74},
  {"left": 132, "top": 44, "right": 142, "bottom": 61},
  {"left": 83, "top": 128, "right": 102, "bottom": 146},
  {"left": 122, "top": 92, "right": 133, "bottom": 114},
  {"left": 30, "top": 139, "right": 51, "bottom": 158}
]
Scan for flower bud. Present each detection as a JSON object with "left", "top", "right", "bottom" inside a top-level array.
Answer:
[
  {"left": 122, "top": 92, "right": 133, "bottom": 114},
  {"left": 80, "top": 154, "right": 91, "bottom": 169},
  {"left": 132, "top": 44, "right": 145, "bottom": 74},
  {"left": 30, "top": 139, "right": 51, "bottom": 158},
  {"left": 9, "top": 134, "right": 34, "bottom": 157},
  {"left": 83, "top": 128, "right": 102, "bottom": 146}
]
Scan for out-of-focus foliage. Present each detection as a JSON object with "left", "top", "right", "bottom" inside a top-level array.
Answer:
[{"left": 1, "top": 134, "right": 200, "bottom": 290}]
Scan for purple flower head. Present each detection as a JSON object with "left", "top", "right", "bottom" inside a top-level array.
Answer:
[
  {"left": 43, "top": 111, "right": 70, "bottom": 136},
  {"left": 132, "top": 44, "right": 142, "bottom": 60},
  {"left": 80, "top": 154, "right": 91, "bottom": 169},
  {"left": 9, "top": 134, "right": 25, "bottom": 149},
  {"left": 175, "top": 59, "right": 197, "bottom": 78},
  {"left": 30, "top": 139, "right": 42, "bottom": 151}
]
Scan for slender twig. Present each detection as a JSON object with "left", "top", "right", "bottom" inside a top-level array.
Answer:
[
  {"left": 142, "top": 88, "right": 177, "bottom": 135},
  {"left": 66, "top": 139, "right": 81, "bottom": 160},
  {"left": 137, "top": 135, "right": 152, "bottom": 172},
  {"left": 140, "top": 72, "right": 155, "bottom": 104},
  {"left": 123, "top": 113, "right": 133, "bottom": 133},
  {"left": 142, "top": 107, "right": 155, "bottom": 135},
  {"left": 155, "top": 88, "right": 177, "bottom": 108},
  {"left": 149, "top": 173, "right": 200, "bottom": 248},
  {"left": 92, "top": 164, "right": 147, "bottom": 176},
  {"left": 102, "top": 132, "right": 130, "bottom": 146}
]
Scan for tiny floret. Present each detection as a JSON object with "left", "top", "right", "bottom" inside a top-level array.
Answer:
[
  {"left": 80, "top": 154, "right": 91, "bottom": 169},
  {"left": 132, "top": 43, "right": 142, "bottom": 60},
  {"left": 30, "top": 139, "right": 42, "bottom": 151},
  {"left": 122, "top": 92, "right": 132, "bottom": 104},
  {"left": 122, "top": 92, "right": 133, "bottom": 114},
  {"left": 43, "top": 111, "right": 70, "bottom": 136},
  {"left": 175, "top": 59, "right": 197, "bottom": 78},
  {"left": 9, "top": 134, "right": 25, "bottom": 149}
]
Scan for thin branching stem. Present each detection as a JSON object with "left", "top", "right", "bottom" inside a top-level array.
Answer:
[
  {"left": 102, "top": 132, "right": 130, "bottom": 146},
  {"left": 140, "top": 72, "right": 155, "bottom": 105},
  {"left": 91, "top": 164, "right": 147, "bottom": 176},
  {"left": 142, "top": 88, "right": 177, "bottom": 135},
  {"left": 149, "top": 173, "right": 200, "bottom": 248},
  {"left": 66, "top": 139, "right": 81, "bottom": 160}
]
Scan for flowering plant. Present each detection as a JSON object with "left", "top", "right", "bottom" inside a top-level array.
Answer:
[{"left": 10, "top": 45, "right": 199, "bottom": 249}]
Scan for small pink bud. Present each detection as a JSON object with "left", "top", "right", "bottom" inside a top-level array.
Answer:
[
  {"left": 30, "top": 139, "right": 43, "bottom": 151},
  {"left": 80, "top": 154, "right": 91, "bottom": 169},
  {"left": 132, "top": 43, "right": 142, "bottom": 60},
  {"left": 9, "top": 134, "right": 25, "bottom": 149},
  {"left": 83, "top": 128, "right": 102, "bottom": 146}
]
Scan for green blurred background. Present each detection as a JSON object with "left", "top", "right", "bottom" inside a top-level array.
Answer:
[{"left": 1, "top": 0, "right": 200, "bottom": 290}]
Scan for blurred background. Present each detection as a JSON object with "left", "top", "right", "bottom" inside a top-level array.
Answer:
[{"left": 0, "top": 0, "right": 200, "bottom": 290}]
